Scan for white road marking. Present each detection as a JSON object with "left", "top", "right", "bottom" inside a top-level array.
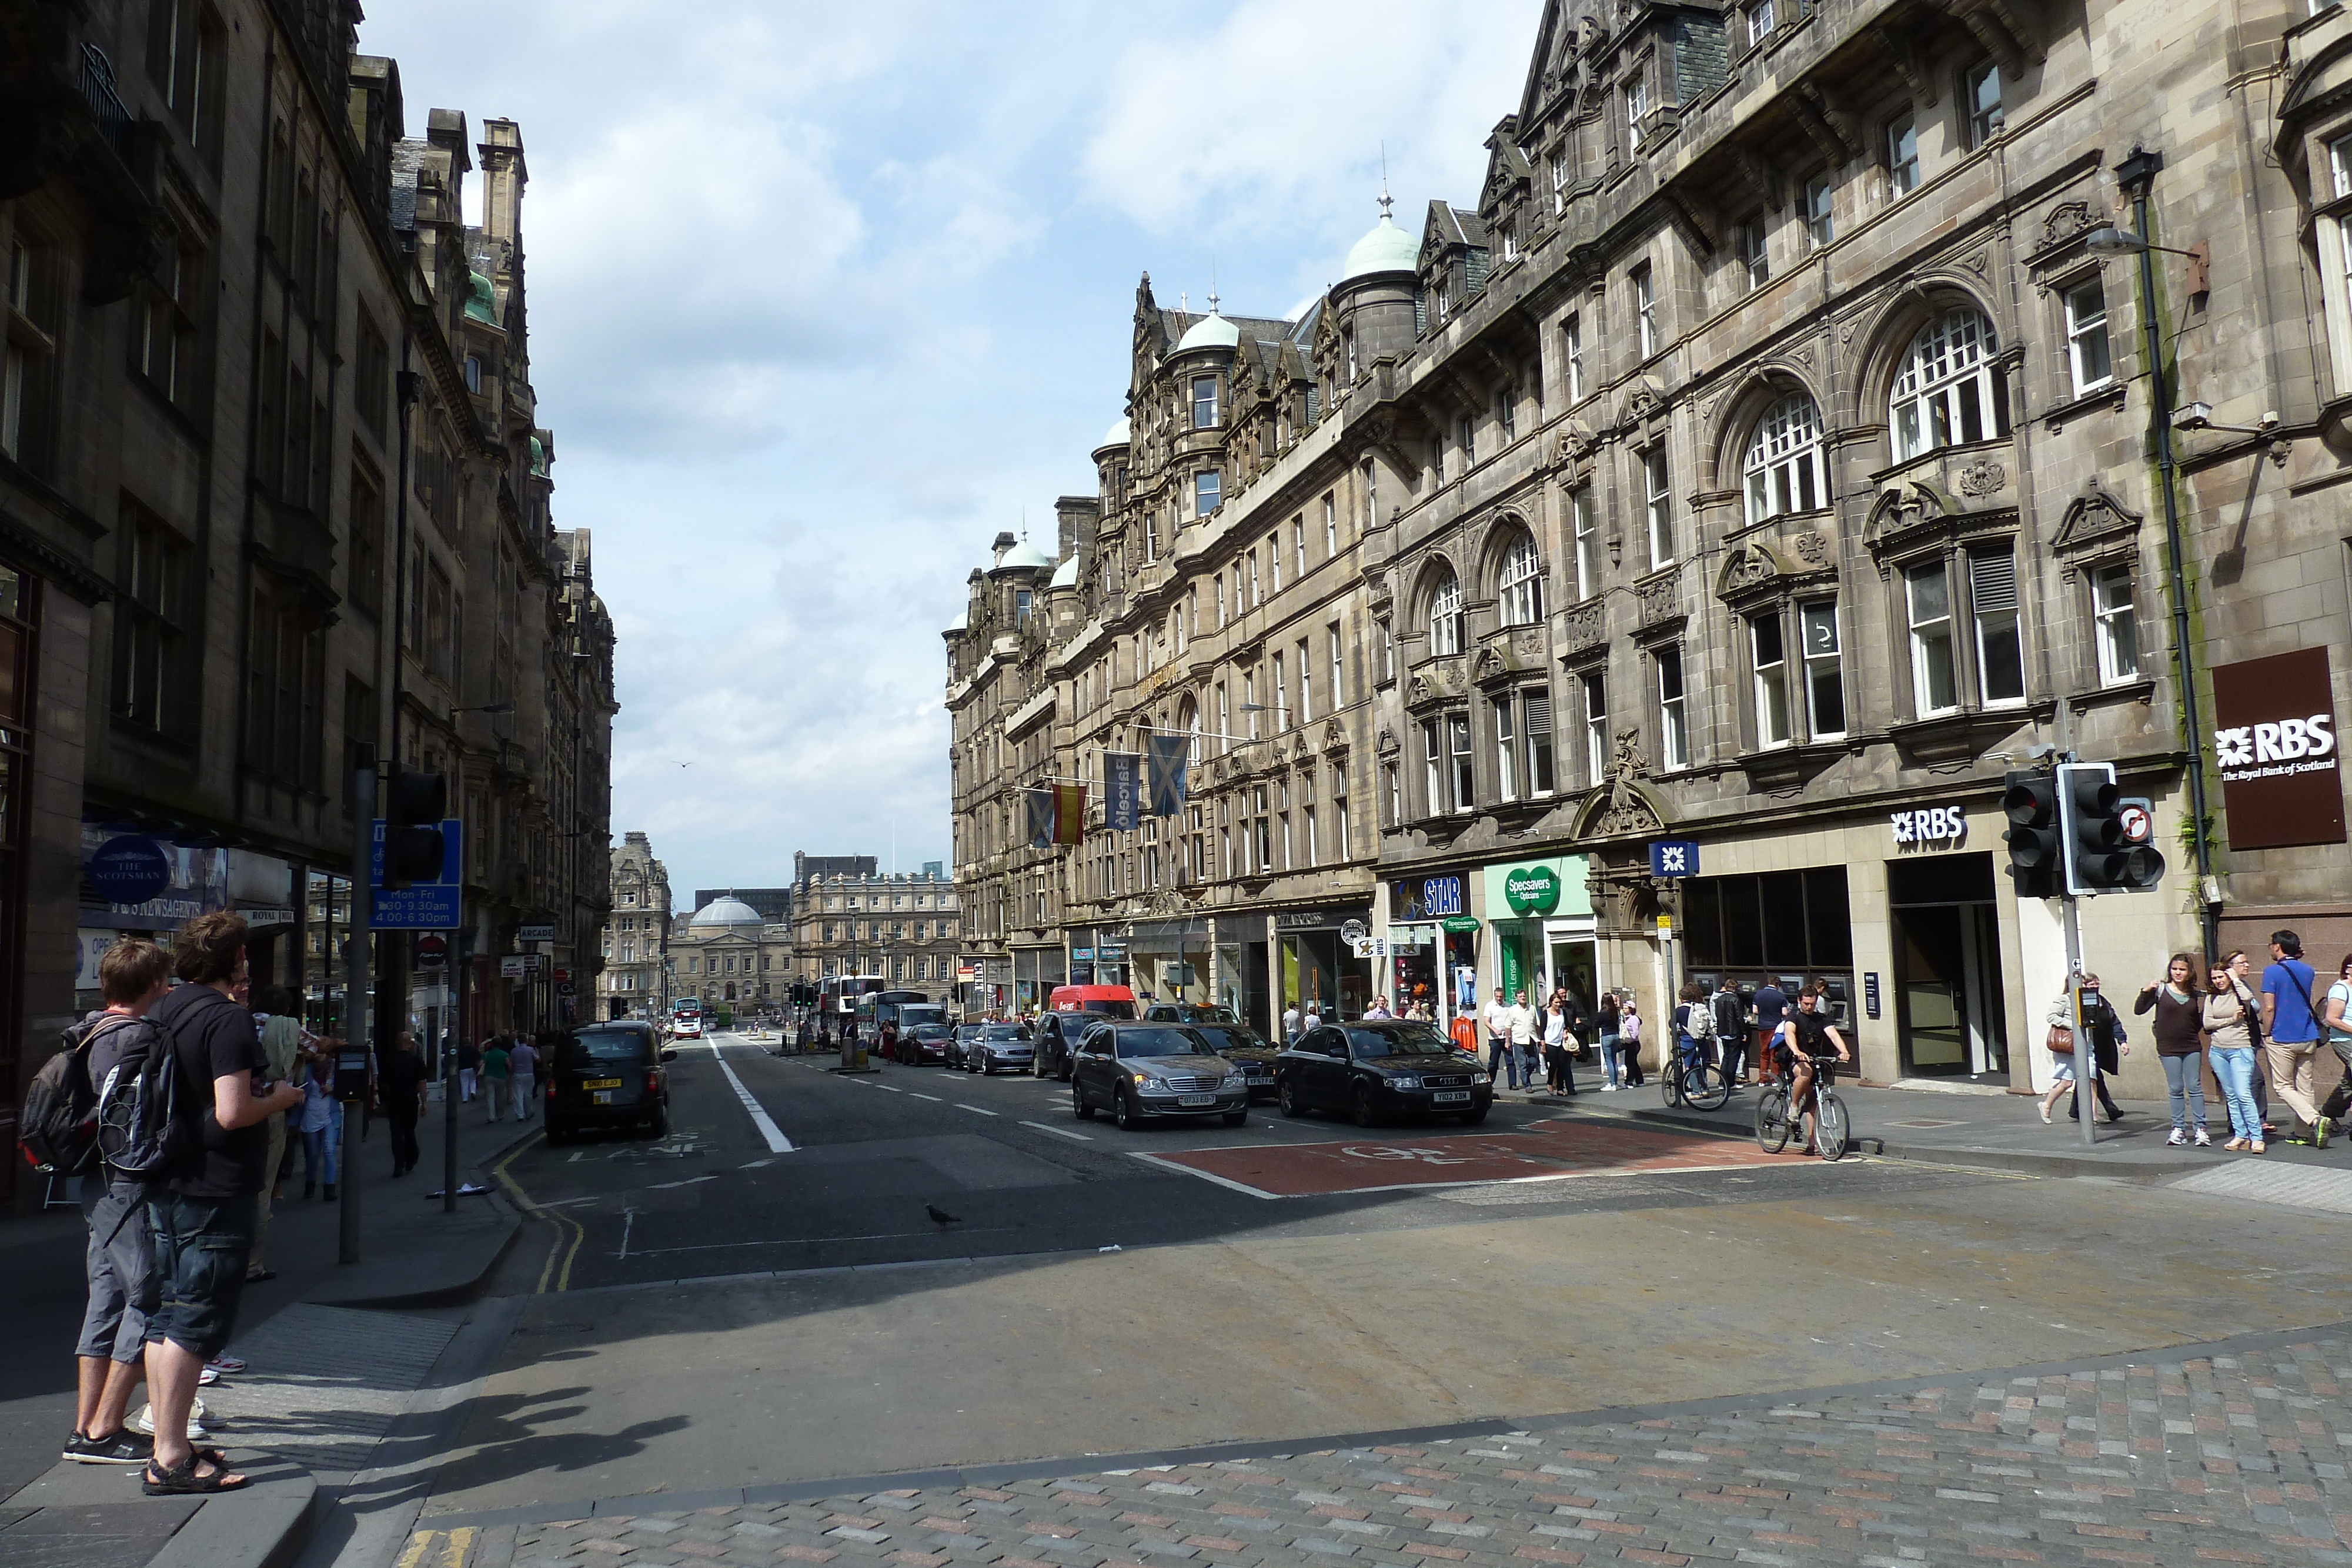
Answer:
[
  {"left": 1020, "top": 1119, "right": 1094, "bottom": 1142},
  {"left": 710, "top": 1042, "right": 796, "bottom": 1153},
  {"left": 954, "top": 1104, "right": 1000, "bottom": 1116},
  {"left": 908, "top": 1092, "right": 941, "bottom": 1102},
  {"left": 647, "top": 1175, "right": 718, "bottom": 1190},
  {"left": 876, "top": 1084, "right": 903, "bottom": 1093},
  {"left": 740, "top": 1158, "right": 774, "bottom": 1169},
  {"left": 617, "top": 1209, "right": 636, "bottom": 1260}
]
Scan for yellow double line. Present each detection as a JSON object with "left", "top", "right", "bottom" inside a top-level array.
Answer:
[
  {"left": 399, "top": 1528, "right": 476, "bottom": 1568},
  {"left": 491, "top": 1134, "right": 583, "bottom": 1293}
]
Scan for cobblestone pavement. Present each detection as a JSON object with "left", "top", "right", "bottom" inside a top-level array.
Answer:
[{"left": 422, "top": 1336, "right": 2352, "bottom": 1568}]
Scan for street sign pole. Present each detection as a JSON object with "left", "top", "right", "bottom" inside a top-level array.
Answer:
[
  {"left": 447, "top": 925, "right": 469, "bottom": 1214},
  {"left": 342, "top": 747, "right": 374, "bottom": 1265}
]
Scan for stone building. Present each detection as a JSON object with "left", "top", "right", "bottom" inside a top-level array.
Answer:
[
  {"left": 668, "top": 893, "right": 792, "bottom": 1015},
  {"left": 599, "top": 831, "right": 672, "bottom": 1020},
  {"left": 789, "top": 865, "right": 962, "bottom": 997},
  {"left": 950, "top": 0, "right": 2352, "bottom": 1100},
  {"left": 0, "top": 0, "right": 610, "bottom": 1206}
]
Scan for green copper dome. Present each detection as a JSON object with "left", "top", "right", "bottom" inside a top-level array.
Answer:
[
  {"left": 1175, "top": 310, "right": 1240, "bottom": 353},
  {"left": 1340, "top": 215, "right": 1420, "bottom": 282},
  {"left": 527, "top": 434, "right": 547, "bottom": 476},
  {"left": 465, "top": 270, "right": 499, "bottom": 324}
]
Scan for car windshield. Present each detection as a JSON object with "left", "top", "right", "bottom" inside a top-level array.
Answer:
[
  {"left": 914, "top": 1025, "right": 951, "bottom": 1039},
  {"left": 561, "top": 1032, "right": 646, "bottom": 1066},
  {"left": 1114, "top": 1026, "right": 1211, "bottom": 1057},
  {"left": 1192, "top": 1025, "right": 1272, "bottom": 1054},
  {"left": 1345, "top": 1025, "right": 1448, "bottom": 1059},
  {"left": 983, "top": 1026, "right": 1030, "bottom": 1041}
]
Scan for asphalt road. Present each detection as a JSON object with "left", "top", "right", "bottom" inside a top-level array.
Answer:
[{"left": 490, "top": 1031, "right": 1942, "bottom": 1291}]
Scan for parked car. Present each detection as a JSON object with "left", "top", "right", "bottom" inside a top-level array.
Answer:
[
  {"left": 1071, "top": 1020, "right": 1250, "bottom": 1131},
  {"left": 1275, "top": 1021, "right": 1491, "bottom": 1126},
  {"left": 547, "top": 1022, "right": 676, "bottom": 1143},
  {"left": 964, "top": 1023, "right": 1034, "bottom": 1075},
  {"left": 1184, "top": 1021, "right": 1281, "bottom": 1101},
  {"left": 1032, "top": 1011, "right": 1090, "bottom": 1081},
  {"left": 946, "top": 1023, "right": 985, "bottom": 1070},
  {"left": 897, "top": 1022, "right": 954, "bottom": 1065},
  {"left": 1142, "top": 1002, "right": 1238, "bottom": 1024}
]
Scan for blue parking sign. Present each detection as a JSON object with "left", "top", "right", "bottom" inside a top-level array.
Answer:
[
  {"left": 369, "top": 818, "right": 464, "bottom": 929},
  {"left": 1648, "top": 839, "right": 1699, "bottom": 878}
]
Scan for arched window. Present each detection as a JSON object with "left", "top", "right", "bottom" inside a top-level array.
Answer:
[
  {"left": 1889, "top": 309, "right": 2008, "bottom": 460},
  {"left": 1497, "top": 532, "right": 1545, "bottom": 627},
  {"left": 1427, "top": 567, "right": 1464, "bottom": 656},
  {"left": 1743, "top": 392, "right": 1829, "bottom": 523}
]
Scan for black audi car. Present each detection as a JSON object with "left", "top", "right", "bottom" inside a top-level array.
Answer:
[
  {"left": 1275, "top": 1021, "right": 1491, "bottom": 1126},
  {"left": 1184, "top": 1021, "right": 1281, "bottom": 1101}
]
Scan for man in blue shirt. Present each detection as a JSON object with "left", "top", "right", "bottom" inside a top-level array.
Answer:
[
  {"left": 1749, "top": 978, "right": 1789, "bottom": 1081},
  {"left": 2262, "top": 929, "right": 2326, "bottom": 1146}
]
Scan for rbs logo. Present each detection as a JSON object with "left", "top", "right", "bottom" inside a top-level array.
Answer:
[{"left": 2214, "top": 715, "right": 2337, "bottom": 769}]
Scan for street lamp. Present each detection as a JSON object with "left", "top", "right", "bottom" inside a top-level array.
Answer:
[{"left": 2102, "top": 145, "right": 2220, "bottom": 959}]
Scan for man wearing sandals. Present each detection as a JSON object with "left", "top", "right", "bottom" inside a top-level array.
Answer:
[{"left": 141, "top": 912, "right": 304, "bottom": 1495}]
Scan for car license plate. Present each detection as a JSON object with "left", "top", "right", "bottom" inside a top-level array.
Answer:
[
  {"left": 593, "top": 1090, "right": 614, "bottom": 1104},
  {"left": 1432, "top": 1090, "right": 1471, "bottom": 1104},
  {"left": 584, "top": 1078, "right": 622, "bottom": 1090},
  {"left": 1178, "top": 1094, "right": 1216, "bottom": 1107}
]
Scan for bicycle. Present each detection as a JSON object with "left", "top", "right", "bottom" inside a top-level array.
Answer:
[
  {"left": 1663, "top": 1031, "right": 1730, "bottom": 1112},
  {"left": 1754, "top": 1051, "right": 1849, "bottom": 1160}
]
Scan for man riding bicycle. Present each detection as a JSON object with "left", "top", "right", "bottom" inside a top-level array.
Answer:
[{"left": 1772, "top": 984, "right": 1852, "bottom": 1154}]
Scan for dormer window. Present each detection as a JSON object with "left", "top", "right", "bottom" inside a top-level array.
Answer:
[
  {"left": 1625, "top": 79, "right": 1649, "bottom": 155},
  {"left": 1501, "top": 223, "right": 1518, "bottom": 261},
  {"left": 1552, "top": 153, "right": 1570, "bottom": 213},
  {"left": 1434, "top": 278, "right": 1452, "bottom": 322},
  {"left": 1015, "top": 589, "right": 1033, "bottom": 626},
  {"left": 1747, "top": 0, "right": 1776, "bottom": 48}
]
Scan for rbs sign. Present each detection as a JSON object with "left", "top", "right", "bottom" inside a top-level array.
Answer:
[{"left": 2211, "top": 647, "right": 2346, "bottom": 851}]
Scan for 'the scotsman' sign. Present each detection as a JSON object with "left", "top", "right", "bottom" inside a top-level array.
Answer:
[{"left": 2210, "top": 647, "right": 2346, "bottom": 851}]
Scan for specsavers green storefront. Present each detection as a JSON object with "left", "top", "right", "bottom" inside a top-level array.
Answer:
[{"left": 1481, "top": 855, "right": 1596, "bottom": 1011}]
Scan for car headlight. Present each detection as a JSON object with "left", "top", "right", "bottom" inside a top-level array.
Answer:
[
  {"left": 1133, "top": 1074, "right": 1168, "bottom": 1092},
  {"left": 1387, "top": 1075, "right": 1422, "bottom": 1090},
  {"left": 1222, "top": 1072, "right": 1247, "bottom": 1089}
]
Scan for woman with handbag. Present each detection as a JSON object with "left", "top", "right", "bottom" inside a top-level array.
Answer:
[
  {"left": 2037, "top": 998, "right": 2082, "bottom": 1125},
  {"left": 2039, "top": 974, "right": 2126, "bottom": 1123},
  {"left": 2205, "top": 959, "right": 2263, "bottom": 1151}
]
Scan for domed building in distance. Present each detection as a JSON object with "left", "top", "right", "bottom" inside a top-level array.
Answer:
[{"left": 669, "top": 891, "right": 794, "bottom": 1016}]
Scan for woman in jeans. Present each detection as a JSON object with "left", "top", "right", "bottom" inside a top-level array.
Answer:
[
  {"left": 1595, "top": 992, "right": 1623, "bottom": 1089},
  {"left": 1619, "top": 997, "right": 1646, "bottom": 1086},
  {"left": 2135, "top": 954, "right": 2209, "bottom": 1146},
  {"left": 2206, "top": 960, "right": 2263, "bottom": 1152}
]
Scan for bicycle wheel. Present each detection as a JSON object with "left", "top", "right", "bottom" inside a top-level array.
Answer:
[
  {"left": 1755, "top": 1086, "right": 1791, "bottom": 1152},
  {"left": 1686, "top": 1061, "right": 1730, "bottom": 1112},
  {"left": 1815, "top": 1091, "right": 1850, "bottom": 1161},
  {"left": 1662, "top": 1062, "right": 1684, "bottom": 1107}
]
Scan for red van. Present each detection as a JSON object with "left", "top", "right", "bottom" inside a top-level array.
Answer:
[
  {"left": 1048, "top": 983, "right": 1138, "bottom": 1018},
  {"left": 1036, "top": 985, "right": 1139, "bottom": 1079}
]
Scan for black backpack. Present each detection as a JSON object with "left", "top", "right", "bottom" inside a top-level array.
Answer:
[
  {"left": 17, "top": 1020, "right": 103, "bottom": 1175},
  {"left": 92, "top": 1014, "right": 195, "bottom": 1181}
]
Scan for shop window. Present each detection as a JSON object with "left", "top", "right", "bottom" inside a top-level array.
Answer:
[
  {"left": 1571, "top": 484, "right": 1599, "bottom": 600},
  {"left": 2093, "top": 564, "right": 2140, "bottom": 684},
  {"left": 1890, "top": 309, "right": 2007, "bottom": 460},
  {"left": 1750, "top": 613, "right": 1790, "bottom": 747},
  {"left": 1800, "top": 600, "right": 1846, "bottom": 737},
  {"left": 1428, "top": 567, "right": 1464, "bottom": 655},
  {"left": 1682, "top": 867, "right": 1855, "bottom": 971},
  {"left": 1656, "top": 646, "right": 1689, "bottom": 769},
  {"left": 1742, "top": 393, "right": 1828, "bottom": 523},
  {"left": 1498, "top": 531, "right": 1544, "bottom": 626}
]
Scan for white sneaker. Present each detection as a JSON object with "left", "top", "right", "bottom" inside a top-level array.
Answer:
[
  {"left": 131, "top": 1400, "right": 210, "bottom": 1442},
  {"left": 2167, "top": 1128, "right": 2187, "bottom": 1147},
  {"left": 2194, "top": 1127, "right": 2213, "bottom": 1146}
]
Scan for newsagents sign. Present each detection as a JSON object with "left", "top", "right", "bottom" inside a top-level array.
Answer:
[{"left": 2211, "top": 647, "right": 2346, "bottom": 851}]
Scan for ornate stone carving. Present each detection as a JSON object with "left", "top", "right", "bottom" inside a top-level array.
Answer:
[
  {"left": 1636, "top": 567, "right": 1681, "bottom": 625},
  {"left": 1624, "top": 386, "right": 1663, "bottom": 424},
  {"left": 1559, "top": 602, "right": 1605, "bottom": 654},
  {"left": 1376, "top": 725, "right": 1399, "bottom": 757},
  {"left": 1959, "top": 248, "right": 1991, "bottom": 279},
  {"left": 2042, "top": 199, "right": 2097, "bottom": 246},
  {"left": 1512, "top": 626, "right": 1546, "bottom": 658},
  {"left": 1722, "top": 546, "right": 1776, "bottom": 592},
  {"left": 1956, "top": 460, "right": 2006, "bottom": 497},
  {"left": 2052, "top": 481, "right": 2144, "bottom": 554},
  {"left": 1789, "top": 530, "right": 1831, "bottom": 569},
  {"left": 1321, "top": 719, "right": 1348, "bottom": 753},
  {"left": 1559, "top": 420, "right": 1600, "bottom": 462}
]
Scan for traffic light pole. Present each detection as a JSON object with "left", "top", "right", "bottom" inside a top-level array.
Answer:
[
  {"left": 343, "top": 747, "right": 375, "bottom": 1263},
  {"left": 447, "top": 926, "right": 469, "bottom": 1214}
]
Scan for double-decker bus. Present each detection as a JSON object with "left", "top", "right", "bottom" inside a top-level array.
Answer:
[{"left": 820, "top": 975, "right": 886, "bottom": 1018}]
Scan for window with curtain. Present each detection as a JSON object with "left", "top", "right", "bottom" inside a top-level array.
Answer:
[{"left": 1890, "top": 309, "right": 2007, "bottom": 460}]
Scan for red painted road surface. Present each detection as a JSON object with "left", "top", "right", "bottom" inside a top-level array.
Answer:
[{"left": 1135, "top": 1116, "right": 1813, "bottom": 1198}]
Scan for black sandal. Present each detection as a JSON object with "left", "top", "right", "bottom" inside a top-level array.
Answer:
[{"left": 142, "top": 1453, "right": 249, "bottom": 1495}]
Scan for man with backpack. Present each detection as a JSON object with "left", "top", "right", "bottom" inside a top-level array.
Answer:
[
  {"left": 54, "top": 938, "right": 176, "bottom": 1465},
  {"left": 139, "top": 912, "right": 305, "bottom": 1495}
]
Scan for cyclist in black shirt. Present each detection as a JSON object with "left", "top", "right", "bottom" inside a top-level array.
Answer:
[{"left": 1770, "top": 985, "right": 1852, "bottom": 1154}]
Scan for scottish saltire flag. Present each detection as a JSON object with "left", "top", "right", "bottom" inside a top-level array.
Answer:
[
  {"left": 1104, "top": 752, "right": 1141, "bottom": 833},
  {"left": 1025, "top": 789, "right": 1055, "bottom": 850},
  {"left": 1145, "top": 734, "right": 1188, "bottom": 816}
]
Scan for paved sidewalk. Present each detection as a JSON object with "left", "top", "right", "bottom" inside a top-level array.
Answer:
[
  {"left": 0, "top": 1104, "right": 536, "bottom": 1568},
  {"left": 1529, "top": 1075, "right": 2350, "bottom": 1181},
  {"left": 415, "top": 1330, "right": 2352, "bottom": 1568}
]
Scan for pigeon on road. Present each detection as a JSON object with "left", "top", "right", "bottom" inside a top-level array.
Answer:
[{"left": 926, "top": 1204, "right": 961, "bottom": 1228}]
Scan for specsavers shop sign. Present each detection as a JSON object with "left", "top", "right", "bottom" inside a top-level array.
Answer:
[{"left": 2211, "top": 647, "right": 2345, "bottom": 851}]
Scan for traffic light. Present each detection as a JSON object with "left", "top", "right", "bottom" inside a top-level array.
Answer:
[
  {"left": 2057, "top": 760, "right": 2166, "bottom": 894},
  {"left": 2002, "top": 768, "right": 2061, "bottom": 900},
  {"left": 382, "top": 768, "right": 447, "bottom": 890}
]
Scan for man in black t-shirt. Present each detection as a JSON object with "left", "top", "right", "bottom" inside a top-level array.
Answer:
[{"left": 139, "top": 912, "right": 303, "bottom": 1496}]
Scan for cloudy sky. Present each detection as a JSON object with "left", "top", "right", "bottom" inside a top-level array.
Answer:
[{"left": 357, "top": 0, "right": 1546, "bottom": 906}]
